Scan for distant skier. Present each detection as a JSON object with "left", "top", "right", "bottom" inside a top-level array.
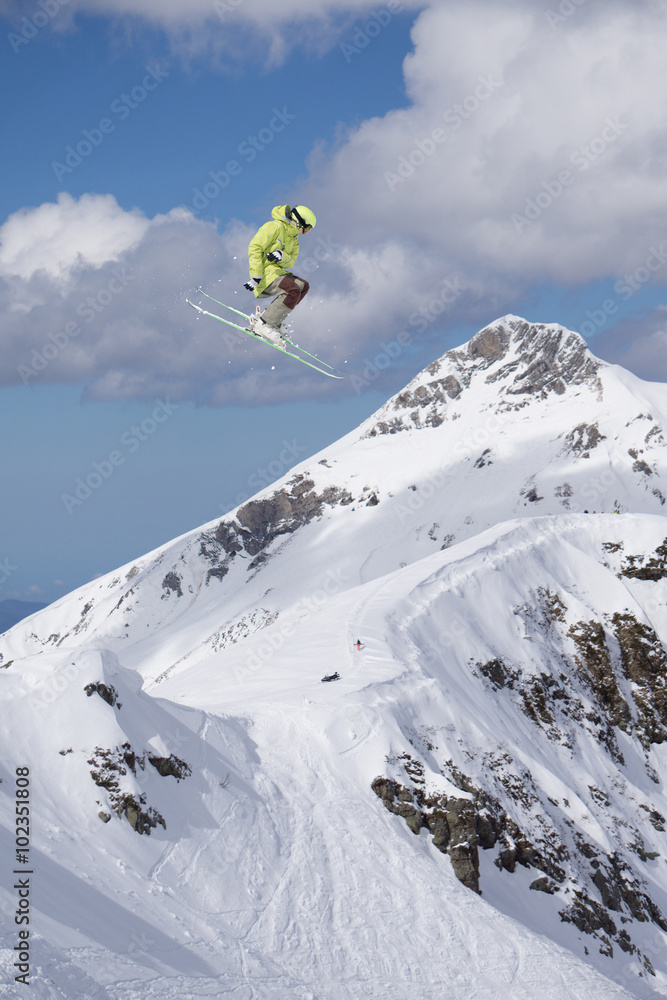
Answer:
[{"left": 243, "top": 204, "right": 317, "bottom": 346}]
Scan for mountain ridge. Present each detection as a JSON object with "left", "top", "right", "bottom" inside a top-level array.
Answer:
[{"left": 5, "top": 314, "right": 664, "bottom": 670}]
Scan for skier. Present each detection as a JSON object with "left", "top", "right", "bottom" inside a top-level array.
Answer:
[{"left": 243, "top": 204, "right": 317, "bottom": 346}]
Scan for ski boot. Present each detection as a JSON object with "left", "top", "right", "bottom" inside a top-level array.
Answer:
[
  {"left": 254, "top": 317, "right": 285, "bottom": 347},
  {"left": 248, "top": 310, "right": 290, "bottom": 348}
]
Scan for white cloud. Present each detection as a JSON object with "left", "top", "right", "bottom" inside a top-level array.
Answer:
[
  {"left": 595, "top": 309, "right": 667, "bottom": 382},
  {"left": 0, "top": 193, "right": 150, "bottom": 284},
  {"left": 66, "top": 0, "right": 421, "bottom": 28},
  {"left": 300, "top": 1, "right": 667, "bottom": 289},
  {"left": 0, "top": 194, "right": 246, "bottom": 400},
  {"left": 3, "top": 0, "right": 424, "bottom": 64},
  {"left": 4, "top": 1, "right": 667, "bottom": 404},
  {"left": 0, "top": 194, "right": 384, "bottom": 404}
]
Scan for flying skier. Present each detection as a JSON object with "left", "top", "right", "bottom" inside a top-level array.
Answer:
[{"left": 243, "top": 204, "right": 317, "bottom": 346}]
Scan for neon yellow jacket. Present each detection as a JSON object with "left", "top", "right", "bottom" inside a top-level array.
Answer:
[{"left": 248, "top": 205, "right": 301, "bottom": 297}]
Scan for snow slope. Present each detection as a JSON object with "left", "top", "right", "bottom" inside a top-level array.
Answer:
[{"left": 1, "top": 317, "right": 667, "bottom": 999}]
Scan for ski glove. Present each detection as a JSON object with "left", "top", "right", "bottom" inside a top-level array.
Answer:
[
  {"left": 244, "top": 277, "right": 261, "bottom": 291},
  {"left": 266, "top": 250, "right": 283, "bottom": 263}
]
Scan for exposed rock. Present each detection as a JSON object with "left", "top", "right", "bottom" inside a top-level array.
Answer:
[
  {"left": 568, "top": 620, "right": 632, "bottom": 734},
  {"left": 494, "top": 819, "right": 543, "bottom": 875},
  {"left": 84, "top": 681, "right": 121, "bottom": 709},
  {"left": 561, "top": 893, "right": 618, "bottom": 939},
  {"left": 374, "top": 760, "right": 571, "bottom": 894},
  {"left": 425, "top": 808, "right": 450, "bottom": 852},
  {"left": 148, "top": 754, "right": 191, "bottom": 780},
  {"left": 363, "top": 319, "right": 602, "bottom": 437},
  {"left": 620, "top": 538, "right": 667, "bottom": 580},
  {"left": 441, "top": 375, "right": 462, "bottom": 398},
  {"left": 206, "top": 566, "right": 228, "bottom": 585},
  {"left": 555, "top": 482, "right": 573, "bottom": 506},
  {"left": 520, "top": 478, "right": 544, "bottom": 503},
  {"left": 474, "top": 449, "right": 493, "bottom": 468},
  {"left": 199, "top": 609, "right": 277, "bottom": 656},
  {"left": 372, "top": 774, "right": 518, "bottom": 896},
  {"left": 445, "top": 797, "right": 480, "bottom": 892},
  {"left": 88, "top": 741, "right": 190, "bottom": 835},
  {"left": 530, "top": 876, "right": 558, "bottom": 894},
  {"left": 161, "top": 572, "right": 183, "bottom": 598},
  {"left": 116, "top": 793, "right": 166, "bottom": 835},
  {"left": 371, "top": 777, "right": 423, "bottom": 835},
  {"left": 375, "top": 706, "right": 667, "bottom": 971},
  {"left": 612, "top": 611, "right": 667, "bottom": 745},
  {"left": 477, "top": 657, "right": 516, "bottom": 690},
  {"left": 639, "top": 804, "right": 666, "bottom": 831},
  {"left": 564, "top": 422, "right": 606, "bottom": 456},
  {"left": 470, "top": 323, "right": 510, "bottom": 365},
  {"left": 197, "top": 475, "right": 354, "bottom": 577}
]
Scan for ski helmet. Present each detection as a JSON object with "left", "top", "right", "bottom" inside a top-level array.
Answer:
[{"left": 291, "top": 205, "right": 316, "bottom": 231}]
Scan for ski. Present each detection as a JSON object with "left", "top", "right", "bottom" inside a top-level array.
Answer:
[
  {"left": 185, "top": 298, "right": 345, "bottom": 379},
  {"left": 195, "top": 286, "right": 348, "bottom": 376}
]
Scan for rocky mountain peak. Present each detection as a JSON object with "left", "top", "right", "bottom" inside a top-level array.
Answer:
[
  {"left": 365, "top": 315, "right": 603, "bottom": 438},
  {"left": 464, "top": 314, "right": 603, "bottom": 396}
]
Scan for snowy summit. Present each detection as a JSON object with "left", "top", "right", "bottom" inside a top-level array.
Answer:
[{"left": 2, "top": 316, "right": 667, "bottom": 1000}]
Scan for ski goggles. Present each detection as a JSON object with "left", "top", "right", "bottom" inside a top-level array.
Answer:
[{"left": 291, "top": 208, "right": 312, "bottom": 232}]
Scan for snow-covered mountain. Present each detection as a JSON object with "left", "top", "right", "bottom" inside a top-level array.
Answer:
[{"left": 2, "top": 316, "right": 667, "bottom": 1000}]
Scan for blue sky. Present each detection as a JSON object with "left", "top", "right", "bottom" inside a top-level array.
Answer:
[{"left": 2, "top": 0, "right": 667, "bottom": 606}]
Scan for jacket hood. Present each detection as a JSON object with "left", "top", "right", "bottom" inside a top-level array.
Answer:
[{"left": 271, "top": 204, "right": 295, "bottom": 225}]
